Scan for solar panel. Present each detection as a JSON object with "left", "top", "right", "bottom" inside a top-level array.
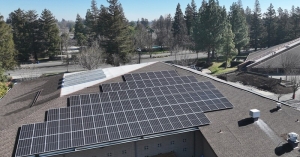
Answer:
[
  {"left": 123, "top": 70, "right": 179, "bottom": 82},
  {"left": 62, "top": 69, "right": 106, "bottom": 88},
  {"left": 17, "top": 82, "right": 230, "bottom": 156},
  {"left": 100, "top": 75, "right": 198, "bottom": 92},
  {"left": 47, "top": 82, "right": 232, "bottom": 123},
  {"left": 67, "top": 81, "right": 217, "bottom": 109},
  {"left": 16, "top": 67, "right": 234, "bottom": 157}
]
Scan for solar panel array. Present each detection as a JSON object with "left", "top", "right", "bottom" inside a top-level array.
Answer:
[
  {"left": 101, "top": 75, "right": 198, "bottom": 92},
  {"left": 62, "top": 69, "right": 106, "bottom": 87},
  {"left": 16, "top": 70, "right": 234, "bottom": 157},
  {"left": 47, "top": 81, "right": 230, "bottom": 121},
  {"left": 123, "top": 70, "right": 179, "bottom": 82}
]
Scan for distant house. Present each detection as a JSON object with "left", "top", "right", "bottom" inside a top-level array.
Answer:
[{"left": 239, "top": 38, "right": 300, "bottom": 75}]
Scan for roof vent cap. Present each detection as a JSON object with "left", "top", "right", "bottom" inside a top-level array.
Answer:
[
  {"left": 249, "top": 109, "right": 260, "bottom": 121},
  {"left": 277, "top": 103, "right": 282, "bottom": 109},
  {"left": 288, "top": 132, "right": 299, "bottom": 142},
  {"left": 287, "top": 132, "right": 299, "bottom": 149}
]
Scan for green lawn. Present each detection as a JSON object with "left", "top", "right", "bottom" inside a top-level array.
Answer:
[{"left": 208, "top": 62, "right": 237, "bottom": 75}]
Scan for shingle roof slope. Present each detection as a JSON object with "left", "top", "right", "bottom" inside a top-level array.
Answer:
[
  {"left": 1, "top": 62, "right": 300, "bottom": 157},
  {"left": 0, "top": 74, "right": 62, "bottom": 131},
  {"left": 253, "top": 44, "right": 300, "bottom": 68}
]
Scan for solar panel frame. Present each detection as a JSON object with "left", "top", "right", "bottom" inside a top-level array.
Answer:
[{"left": 17, "top": 78, "right": 236, "bottom": 157}]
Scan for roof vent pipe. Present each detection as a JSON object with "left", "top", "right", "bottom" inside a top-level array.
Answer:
[
  {"left": 249, "top": 109, "right": 260, "bottom": 121},
  {"left": 277, "top": 103, "right": 282, "bottom": 110},
  {"left": 287, "top": 132, "right": 299, "bottom": 149}
]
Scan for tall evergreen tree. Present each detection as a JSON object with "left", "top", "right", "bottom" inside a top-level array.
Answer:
[
  {"left": 97, "top": 5, "right": 109, "bottom": 36},
  {"left": 229, "top": 2, "right": 249, "bottom": 55},
  {"left": 276, "top": 8, "right": 292, "bottom": 44},
  {"left": 221, "top": 22, "right": 236, "bottom": 69},
  {"left": 185, "top": 4, "right": 193, "bottom": 36},
  {"left": 9, "top": 9, "right": 29, "bottom": 61},
  {"left": 25, "top": 10, "right": 39, "bottom": 60},
  {"left": 38, "top": 9, "right": 60, "bottom": 59},
  {"left": 0, "top": 15, "right": 17, "bottom": 70},
  {"left": 250, "top": 0, "right": 264, "bottom": 51},
  {"left": 245, "top": 6, "right": 252, "bottom": 28},
  {"left": 264, "top": 3, "right": 277, "bottom": 47},
  {"left": 74, "top": 14, "right": 87, "bottom": 46},
  {"left": 85, "top": 9, "right": 95, "bottom": 43},
  {"left": 191, "top": 0, "right": 197, "bottom": 19},
  {"left": 194, "top": 0, "right": 227, "bottom": 63},
  {"left": 172, "top": 3, "right": 187, "bottom": 48},
  {"left": 140, "top": 18, "right": 149, "bottom": 28},
  {"left": 290, "top": 6, "right": 300, "bottom": 38},
  {"left": 102, "top": 0, "right": 134, "bottom": 66}
]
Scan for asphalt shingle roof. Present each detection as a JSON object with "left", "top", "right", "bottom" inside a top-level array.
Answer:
[
  {"left": 253, "top": 44, "right": 300, "bottom": 69},
  {"left": 1, "top": 62, "right": 300, "bottom": 157}
]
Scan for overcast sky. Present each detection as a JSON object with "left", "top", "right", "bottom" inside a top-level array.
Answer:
[{"left": 0, "top": 0, "right": 297, "bottom": 21}]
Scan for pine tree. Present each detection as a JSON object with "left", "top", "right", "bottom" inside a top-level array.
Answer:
[
  {"left": 290, "top": 6, "right": 300, "bottom": 39},
  {"left": 185, "top": 0, "right": 197, "bottom": 36},
  {"left": 140, "top": 18, "right": 149, "bottom": 28},
  {"left": 97, "top": 5, "right": 109, "bottom": 37},
  {"left": 74, "top": 14, "right": 87, "bottom": 46},
  {"left": 85, "top": 9, "right": 95, "bottom": 43},
  {"left": 245, "top": 6, "right": 252, "bottom": 29},
  {"left": 221, "top": 22, "right": 236, "bottom": 69},
  {"left": 172, "top": 3, "right": 187, "bottom": 48},
  {"left": 185, "top": 4, "right": 193, "bottom": 36},
  {"left": 0, "top": 15, "right": 17, "bottom": 70},
  {"left": 250, "top": 0, "right": 264, "bottom": 51},
  {"left": 264, "top": 3, "right": 277, "bottom": 47},
  {"left": 39, "top": 9, "right": 60, "bottom": 59},
  {"left": 102, "top": 0, "right": 134, "bottom": 66},
  {"left": 229, "top": 2, "right": 249, "bottom": 55},
  {"left": 9, "top": 9, "right": 29, "bottom": 61},
  {"left": 194, "top": 0, "right": 227, "bottom": 63},
  {"left": 191, "top": 0, "right": 197, "bottom": 19},
  {"left": 25, "top": 10, "right": 39, "bottom": 60},
  {"left": 276, "top": 8, "right": 291, "bottom": 44}
]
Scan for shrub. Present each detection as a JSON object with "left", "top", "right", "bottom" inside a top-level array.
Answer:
[{"left": 0, "top": 82, "right": 8, "bottom": 98}]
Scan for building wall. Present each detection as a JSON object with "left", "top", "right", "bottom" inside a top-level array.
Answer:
[
  {"left": 195, "top": 130, "right": 217, "bottom": 157},
  {"left": 53, "top": 131, "right": 215, "bottom": 157}
]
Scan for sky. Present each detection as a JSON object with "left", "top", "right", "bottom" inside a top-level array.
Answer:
[{"left": 0, "top": 0, "right": 297, "bottom": 22}]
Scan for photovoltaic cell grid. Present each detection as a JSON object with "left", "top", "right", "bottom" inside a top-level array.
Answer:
[
  {"left": 16, "top": 69, "right": 235, "bottom": 157},
  {"left": 70, "top": 79, "right": 214, "bottom": 107},
  {"left": 62, "top": 69, "right": 106, "bottom": 88},
  {"left": 101, "top": 75, "right": 198, "bottom": 92},
  {"left": 16, "top": 81, "right": 233, "bottom": 157},
  {"left": 47, "top": 89, "right": 230, "bottom": 122},
  {"left": 123, "top": 70, "right": 179, "bottom": 82}
]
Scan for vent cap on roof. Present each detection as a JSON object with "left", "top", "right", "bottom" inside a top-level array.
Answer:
[
  {"left": 277, "top": 103, "right": 282, "bottom": 109},
  {"left": 249, "top": 109, "right": 260, "bottom": 121},
  {"left": 287, "top": 132, "right": 299, "bottom": 149},
  {"left": 288, "top": 132, "right": 299, "bottom": 142}
]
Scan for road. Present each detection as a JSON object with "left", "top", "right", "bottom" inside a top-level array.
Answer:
[{"left": 6, "top": 52, "right": 207, "bottom": 79}]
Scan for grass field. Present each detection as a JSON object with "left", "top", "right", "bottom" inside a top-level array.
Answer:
[{"left": 208, "top": 62, "right": 237, "bottom": 75}]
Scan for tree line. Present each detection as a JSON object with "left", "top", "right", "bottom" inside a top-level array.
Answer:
[
  {"left": 74, "top": 0, "right": 300, "bottom": 67},
  {"left": 1, "top": 0, "right": 300, "bottom": 71},
  {"left": 7, "top": 9, "right": 60, "bottom": 61}
]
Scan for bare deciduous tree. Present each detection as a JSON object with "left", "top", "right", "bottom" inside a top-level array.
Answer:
[
  {"left": 289, "top": 71, "right": 300, "bottom": 99},
  {"left": 61, "top": 33, "right": 70, "bottom": 72},
  {"left": 280, "top": 53, "right": 300, "bottom": 80},
  {"left": 77, "top": 41, "right": 105, "bottom": 70}
]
